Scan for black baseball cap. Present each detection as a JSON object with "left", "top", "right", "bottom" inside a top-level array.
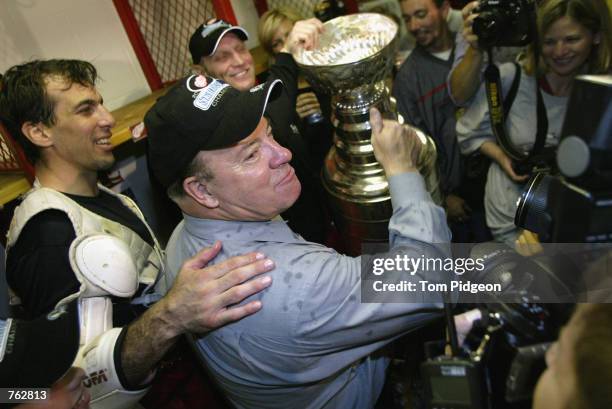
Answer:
[
  {"left": 145, "top": 75, "right": 283, "bottom": 189},
  {"left": 189, "top": 18, "right": 249, "bottom": 64},
  {"left": 0, "top": 301, "right": 80, "bottom": 387}
]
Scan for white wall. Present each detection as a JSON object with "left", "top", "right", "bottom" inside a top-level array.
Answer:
[
  {"left": 0, "top": 0, "right": 150, "bottom": 111},
  {"left": 230, "top": 0, "right": 260, "bottom": 49}
]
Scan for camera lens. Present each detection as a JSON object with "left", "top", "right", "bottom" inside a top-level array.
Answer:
[
  {"left": 514, "top": 172, "right": 554, "bottom": 234},
  {"left": 473, "top": 11, "right": 504, "bottom": 49},
  {"left": 472, "top": 0, "right": 535, "bottom": 48}
]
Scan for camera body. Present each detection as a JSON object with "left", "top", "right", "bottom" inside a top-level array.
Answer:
[
  {"left": 515, "top": 75, "right": 612, "bottom": 243},
  {"left": 421, "top": 355, "right": 489, "bottom": 409},
  {"left": 421, "top": 303, "right": 556, "bottom": 409},
  {"left": 511, "top": 148, "right": 557, "bottom": 179},
  {"left": 473, "top": 0, "right": 536, "bottom": 49}
]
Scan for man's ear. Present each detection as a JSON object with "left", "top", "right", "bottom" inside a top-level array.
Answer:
[
  {"left": 21, "top": 121, "right": 53, "bottom": 148},
  {"left": 183, "top": 176, "right": 219, "bottom": 208},
  {"left": 191, "top": 64, "right": 206, "bottom": 75},
  {"left": 192, "top": 57, "right": 213, "bottom": 76}
]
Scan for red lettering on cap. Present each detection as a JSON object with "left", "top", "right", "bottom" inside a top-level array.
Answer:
[{"left": 194, "top": 75, "right": 208, "bottom": 88}]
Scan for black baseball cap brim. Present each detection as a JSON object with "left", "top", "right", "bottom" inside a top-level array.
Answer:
[
  {"left": 0, "top": 301, "right": 80, "bottom": 387},
  {"left": 145, "top": 76, "right": 284, "bottom": 189}
]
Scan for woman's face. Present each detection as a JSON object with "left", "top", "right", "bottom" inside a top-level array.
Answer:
[
  {"left": 541, "top": 15, "right": 598, "bottom": 78},
  {"left": 270, "top": 19, "right": 294, "bottom": 55}
]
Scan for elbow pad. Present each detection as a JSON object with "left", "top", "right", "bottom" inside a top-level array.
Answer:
[{"left": 75, "top": 328, "right": 150, "bottom": 409}]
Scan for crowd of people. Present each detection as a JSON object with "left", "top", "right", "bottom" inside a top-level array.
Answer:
[{"left": 0, "top": 0, "right": 611, "bottom": 408}]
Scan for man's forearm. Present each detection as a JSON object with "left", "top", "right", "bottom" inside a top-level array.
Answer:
[
  {"left": 270, "top": 53, "right": 299, "bottom": 104},
  {"left": 449, "top": 47, "right": 484, "bottom": 106},
  {"left": 120, "top": 298, "right": 181, "bottom": 386}
]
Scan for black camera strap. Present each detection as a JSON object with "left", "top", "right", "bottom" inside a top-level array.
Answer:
[
  {"left": 532, "top": 80, "right": 549, "bottom": 157},
  {"left": 484, "top": 52, "right": 548, "bottom": 164}
]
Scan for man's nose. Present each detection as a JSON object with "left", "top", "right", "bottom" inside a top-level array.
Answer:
[
  {"left": 99, "top": 105, "right": 116, "bottom": 128},
  {"left": 409, "top": 19, "right": 421, "bottom": 33},
  {"left": 269, "top": 140, "right": 292, "bottom": 168},
  {"left": 231, "top": 51, "right": 245, "bottom": 66}
]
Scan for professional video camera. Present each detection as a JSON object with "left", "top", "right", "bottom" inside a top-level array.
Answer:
[
  {"left": 421, "top": 305, "right": 555, "bottom": 409},
  {"left": 472, "top": 0, "right": 536, "bottom": 49},
  {"left": 419, "top": 244, "right": 575, "bottom": 409},
  {"left": 420, "top": 76, "right": 611, "bottom": 409},
  {"left": 515, "top": 75, "right": 612, "bottom": 243}
]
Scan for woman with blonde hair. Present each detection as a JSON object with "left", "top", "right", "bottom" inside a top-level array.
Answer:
[
  {"left": 258, "top": 7, "right": 303, "bottom": 56},
  {"left": 456, "top": 0, "right": 611, "bottom": 245}
]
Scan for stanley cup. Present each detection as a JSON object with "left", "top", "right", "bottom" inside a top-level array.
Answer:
[{"left": 295, "top": 13, "right": 441, "bottom": 255}]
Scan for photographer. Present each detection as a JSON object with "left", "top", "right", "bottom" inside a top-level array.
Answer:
[
  {"left": 456, "top": 0, "right": 611, "bottom": 246},
  {"left": 533, "top": 303, "right": 612, "bottom": 409}
]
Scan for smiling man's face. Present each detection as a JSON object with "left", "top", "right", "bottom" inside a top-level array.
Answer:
[
  {"left": 201, "top": 33, "right": 256, "bottom": 91},
  {"left": 401, "top": 0, "right": 450, "bottom": 53},
  {"left": 40, "top": 77, "right": 116, "bottom": 174}
]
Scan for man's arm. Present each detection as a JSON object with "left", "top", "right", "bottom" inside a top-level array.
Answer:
[
  {"left": 6, "top": 211, "right": 81, "bottom": 318},
  {"left": 448, "top": 1, "right": 485, "bottom": 106},
  {"left": 120, "top": 241, "right": 274, "bottom": 385},
  {"left": 282, "top": 110, "right": 449, "bottom": 354}
]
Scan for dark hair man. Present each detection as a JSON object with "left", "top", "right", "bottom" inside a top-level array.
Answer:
[
  {"left": 144, "top": 72, "right": 451, "bottom": 408},
  {"left": 394, "top": 0, "right": 490, "bottom": 242},
  {"left": 0, "top": 59, "right": 274, "bottom": 408},
  {"left": 188, "top": 18, "right": 331, "bottom": 244}
]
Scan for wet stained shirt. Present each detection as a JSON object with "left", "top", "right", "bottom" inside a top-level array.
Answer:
[{"left": 163, "top": 172, "right": 451, "bottom": 409}]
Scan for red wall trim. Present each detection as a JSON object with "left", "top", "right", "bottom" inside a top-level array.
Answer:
[
  {"left": 0, "top": 122, "right": 35, "bottom": 183},
  {"left": 112, "top": 0, "right": 163, "bottom": 91},
  {"left": 344, "top": 0, "right": 359, "bottom": 14},
  {"left": 212, "top": 0, "right": 238, "bottom": 25},
  {"left": 254, "top": 0, "right": 268, "bottom": 16}
]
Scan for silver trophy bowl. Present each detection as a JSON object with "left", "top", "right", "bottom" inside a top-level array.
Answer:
[
  {"left": 295, "top": 13, "right": 398, "bottom": 93},
  {"left": 295, "top": 13, "right": 439, "bottom": 255}
]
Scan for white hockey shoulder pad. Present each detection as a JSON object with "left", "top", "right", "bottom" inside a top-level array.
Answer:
[
  {"left": 75, "top": 328, "right": 151, "bottom": 409},
  {"left": 70, "top": 234, "right": 140, "bottom": 299}
]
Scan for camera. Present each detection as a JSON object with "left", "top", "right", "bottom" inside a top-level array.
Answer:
[
  {"left": 420, "top": 238, "right": 580, "bottom": 408},
  {"left": 420, "top": 238, "right": 587, "bottom": 408},
  {"left": 314, "top": 0, "right": 346, "bottom": 22},
  {"left": 515, "top": 75, "right": 612, "bottom": 243},
  {"left": 472, "top": 0, "right": 536, "bottom": 49}
]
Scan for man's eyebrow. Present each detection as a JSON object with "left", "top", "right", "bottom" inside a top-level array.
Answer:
[
  {"left": 73, "top": 98, "right": 101, "bottom": 111},
  {"left": 237, "top": 138, "right": 260, "bottom": 155}
]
